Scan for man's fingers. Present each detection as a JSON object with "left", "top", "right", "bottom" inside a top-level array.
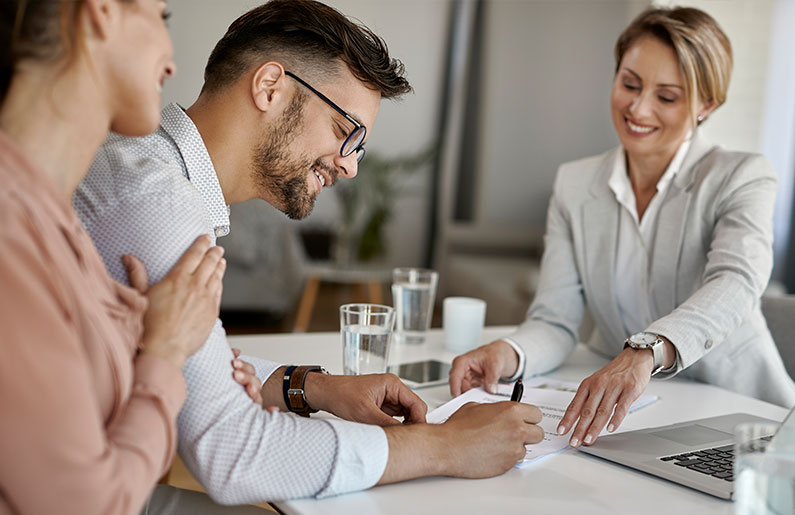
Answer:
[
  {"left": 385, "top": 379, "right": 427, "bottom": 423},
  {"left": 122, "top": 254, "right": 150, "bottom": 293},
  {"left": 370, "top": 409, "right": 402, "bottom": 426},
  {"left": 401, "top": 392, "right": 428, "bottom": 423},
  {"left": 169, "top": 235, "right": 212, "bottom": 277},
  {"left": 231, "top": 348, "right": 241, "bottom": 358},
  {"left": 522, "top": 404, "right": 543, "bottom": 425},
  {"left": 524, "top": 422, "right": 545, "bottom": 445}
]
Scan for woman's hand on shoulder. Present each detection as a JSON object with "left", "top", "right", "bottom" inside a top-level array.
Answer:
[{"left": 125, "top": 234, "right": 226, "bottom": 369}]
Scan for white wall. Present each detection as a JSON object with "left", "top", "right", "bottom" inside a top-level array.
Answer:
[
  {"left": 475, "top": 0, "right": 635, "bottom": 228},
  {"left": 760, "top": 0, "right": 795, "bottom": 279}
]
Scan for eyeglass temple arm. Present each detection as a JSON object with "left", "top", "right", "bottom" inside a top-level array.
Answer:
[{"left": 284, "top": 71, "right": 362, "bottom": 129}]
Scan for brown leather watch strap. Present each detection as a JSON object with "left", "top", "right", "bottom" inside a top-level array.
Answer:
[{"left": 286, "top": 365, "right": 326, "bottom": 417}]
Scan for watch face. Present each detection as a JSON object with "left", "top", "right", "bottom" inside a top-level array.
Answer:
[{"left": 630, "top": 332, "right": 658, "bottom": 346}]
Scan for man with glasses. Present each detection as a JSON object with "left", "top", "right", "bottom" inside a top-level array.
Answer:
[{"left": 75, "top": 0, "right": 543, "bottom": 507}]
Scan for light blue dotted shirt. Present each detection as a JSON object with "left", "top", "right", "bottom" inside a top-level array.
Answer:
[{"left": 74, "top": 103, "right": 388, "bottom": 503}]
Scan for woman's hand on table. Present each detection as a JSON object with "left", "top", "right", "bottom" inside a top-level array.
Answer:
[
  {"left": 449, "top": 340, "right": 520, "bottom": 396},
  {"left": 557, "top": 347, "right": 653, "bottom": 447}
]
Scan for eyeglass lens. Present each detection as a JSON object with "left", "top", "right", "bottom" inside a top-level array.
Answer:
[{"left": 342, "top": 126, "right": 366, "bottom": 161}]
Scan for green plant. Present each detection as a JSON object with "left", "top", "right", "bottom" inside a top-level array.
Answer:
[{"left": 334, "top": 145, "right": 435, "bottom": 262}]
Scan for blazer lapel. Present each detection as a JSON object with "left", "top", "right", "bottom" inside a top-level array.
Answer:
[
  {"left": 582, "top": 154, "right": 624, "bottom": 344},
  {"left": 651, "top": 188, "right": 690, "bottom": 316},
  {"left": 651, "top": 132, "right": 717, "bottom": 317}
]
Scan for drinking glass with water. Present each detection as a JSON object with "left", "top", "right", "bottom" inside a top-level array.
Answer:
[
  {"left": 734, "top": 421, "right": 795, "bottom": 515},
  {"left": 391, "top": 268, "right": 438, "bottom": 344},
  {"left": 339, "top": 304, "right": 395, "bottom": 375}
]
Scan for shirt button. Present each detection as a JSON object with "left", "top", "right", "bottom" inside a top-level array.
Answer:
[{"left": 705, "top": 339, "right": 713, "bottom": 349}]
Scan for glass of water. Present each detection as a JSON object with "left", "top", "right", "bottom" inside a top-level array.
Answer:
[
  {"left": 734, "top": 421, "right": 795, "bottom": 515},
  {"left": 391, "top": 268, "right": 438, "bottom": 344},
  {"left": 339, "top": 304, "right": 395, "bottom": 375}
]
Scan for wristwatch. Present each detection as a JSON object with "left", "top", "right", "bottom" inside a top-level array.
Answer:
[
  {"left": 624, "top": 332, "right": 665, "bottom": 376},
  {"left": 282, "top": 365, "right": 329, "bottom": 417}
]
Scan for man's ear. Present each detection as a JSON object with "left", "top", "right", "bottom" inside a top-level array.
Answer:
[
  {"left": 251, "top": 62, "right": 288, "bottom": 113},
  {"left": 82, "top": 0, "right": 118, "bottom": 42}
]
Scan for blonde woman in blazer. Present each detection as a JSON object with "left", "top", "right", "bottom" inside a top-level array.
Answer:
[{"left": 449, "top": 6, "right": 795, "bottom": 449}]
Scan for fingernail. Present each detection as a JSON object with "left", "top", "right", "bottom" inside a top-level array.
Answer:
[
  {"left": 234, "top": 370, "right": 243, "bottom": 380},
  {"left": 584, "top": 434, "right": 593, "bottom": 445},
  {"left": 232, "top": 360, "right": 241, "bottom": 368},
  {"left": 487, "top": 383, "right": 497, "bottom": 394},
  {"left": 570, "top": 437, "right": 579, "bottom": 447},
  {"left": 608, "top": 424, "right": 615, "bottom": 433},
  {"left": 557, "top": 424, "right": 566, "bottom": 435}
]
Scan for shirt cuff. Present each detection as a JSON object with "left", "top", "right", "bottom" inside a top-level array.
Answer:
[
  {"left": 315, "top": 419, "right": 388, "bottom": 498},
  {"left": 501, "top": 337, "right": 526, "bottom": 382},
  {"left": 239, "top": 354, "right": 283, "bottom": 386}
]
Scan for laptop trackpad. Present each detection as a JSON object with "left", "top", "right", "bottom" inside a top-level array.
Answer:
[{"left": 650, "top": 424, "right": 733, "bottom": 446}]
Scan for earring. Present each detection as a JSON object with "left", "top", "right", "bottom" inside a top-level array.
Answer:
[{"left": 697, "top": 115, "right": 705, "bottom": 122}]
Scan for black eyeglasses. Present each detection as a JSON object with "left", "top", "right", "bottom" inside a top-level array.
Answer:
[{"left": 285, "top": 71, "right": 367, "bottom": 163}]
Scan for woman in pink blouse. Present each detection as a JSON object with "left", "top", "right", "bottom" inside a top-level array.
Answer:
[{"left": 0, "top": 1, "right": 226, "bottom": 513}]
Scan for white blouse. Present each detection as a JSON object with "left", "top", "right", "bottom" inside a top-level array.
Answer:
[{"left": 608, "top": 138, "right": 692, "bottom": 336}]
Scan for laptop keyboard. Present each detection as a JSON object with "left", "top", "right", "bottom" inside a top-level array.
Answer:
[{"left": 658, "top": 436, "right": 773, "bottom": 482}]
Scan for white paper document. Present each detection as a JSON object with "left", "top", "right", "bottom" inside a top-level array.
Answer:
[{"left": 426, "top": 378, "right": 658, "bottom": 467}]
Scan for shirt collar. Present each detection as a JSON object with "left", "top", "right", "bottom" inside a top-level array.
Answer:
[
  {"left": 608, "top": 136, "right": 693, "bottom": 213},
  {"left": 159, "top": 102, "right": 230, "bottom": 237}
]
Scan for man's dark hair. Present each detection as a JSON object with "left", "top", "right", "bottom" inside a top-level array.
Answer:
[{"left": 201, "top": 0, "right": 411, "bottom": 99}]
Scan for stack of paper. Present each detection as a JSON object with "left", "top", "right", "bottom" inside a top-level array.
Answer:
[{"left": 426, "top": 377, "right": 658, "bottom": 467}]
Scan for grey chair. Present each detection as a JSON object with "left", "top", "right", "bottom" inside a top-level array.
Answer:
[{"left": 761, "top": 294, "right": 795, "bottom": 380}]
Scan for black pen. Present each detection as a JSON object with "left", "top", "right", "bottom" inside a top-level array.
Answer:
[{"left": 510, "top": 378, "right": 524, "bottom": 402}]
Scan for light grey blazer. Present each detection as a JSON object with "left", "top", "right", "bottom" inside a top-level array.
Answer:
[{"left": 509, "top": 133, "right": 795, "bottom": 407}]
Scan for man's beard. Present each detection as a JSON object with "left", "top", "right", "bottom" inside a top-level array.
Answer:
[{"left": 251, "top": 92, "right": 321, "bottom": 220}]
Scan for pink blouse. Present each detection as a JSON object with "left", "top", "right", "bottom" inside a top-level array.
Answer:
[{"left": 0, "top": 131, "right": 186, "bottom": 514}]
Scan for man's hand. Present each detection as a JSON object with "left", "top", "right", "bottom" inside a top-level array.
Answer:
[
  {"left": 378, "top": 401, "right": 544, "bottom": 484},
  {"left": 304, "top": 373, "right": 428, "bottom": 426},
  {"left": 558, "top": 347, "right": 653, "bottom": 447},
  {"left": 449, "top": 340, "right": 520, "bottom": 396}
]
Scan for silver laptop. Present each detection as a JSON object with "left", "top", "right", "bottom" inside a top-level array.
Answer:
[{"left": 580, "top": 407, "right": 795, "bottom": 500}]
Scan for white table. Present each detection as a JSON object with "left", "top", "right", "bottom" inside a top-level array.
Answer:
[{"left": 229, "top": 327, "right": 789, "bottom": 515}]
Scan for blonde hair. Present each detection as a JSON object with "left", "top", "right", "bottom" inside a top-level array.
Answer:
[
  {"left": 615, "top": 7, "right": 732, "bottom": 124},
  {"left": 1, "top": 0, "right": 89, "bottom": 104}
]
